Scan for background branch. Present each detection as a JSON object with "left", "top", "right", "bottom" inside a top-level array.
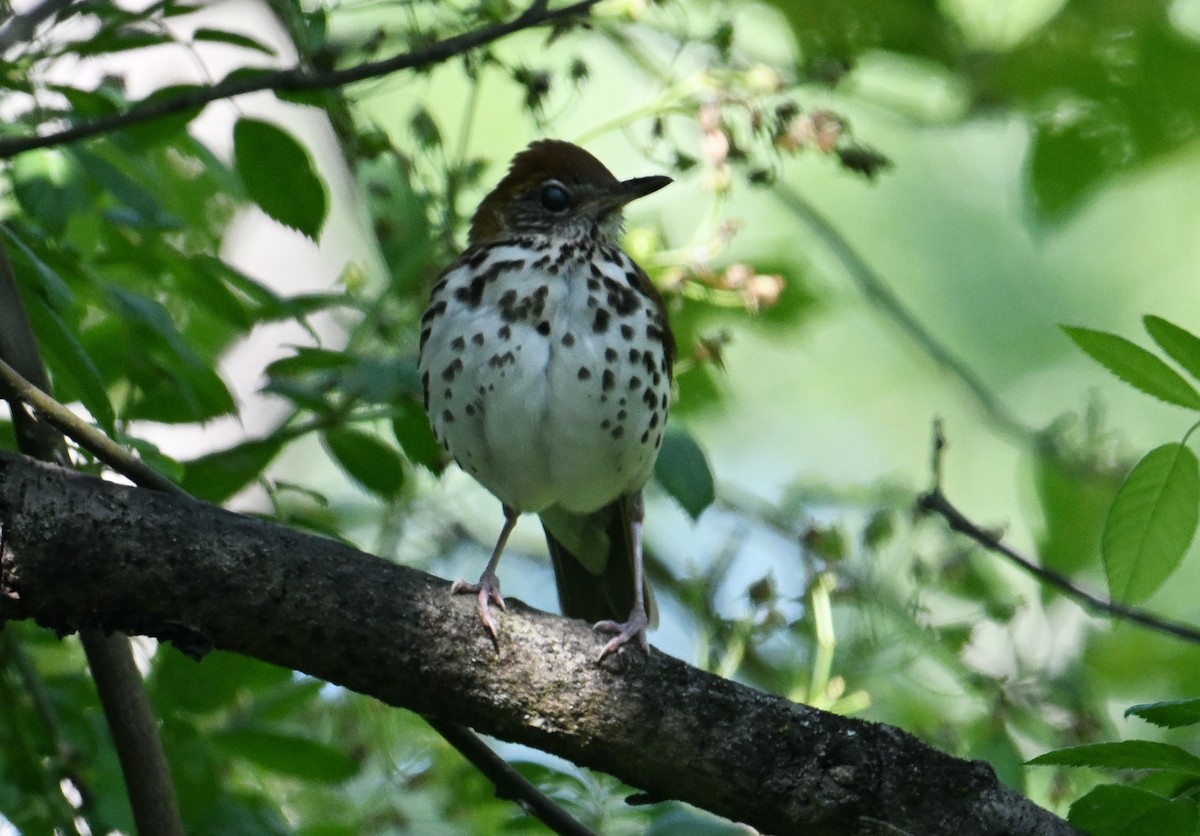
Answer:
[
  {"left": 0, "top": 236, "right": 183, "bottom": 833},
  {"left": 0, "top": 451, "right": 1078, "bottom": 836},
  {"left": 0, "top": 0, "right": 600, "bottom": 159},
  {"left": 917, "top": 486, "right": 1200, "bottom": 644}
]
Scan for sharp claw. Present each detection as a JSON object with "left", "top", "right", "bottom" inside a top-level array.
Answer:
[
  {"left": 450, "top": 572, "right": 504, "bottom": 640},
  {"left": 593, "top": 610, "right": 650, "bottom": 660}
]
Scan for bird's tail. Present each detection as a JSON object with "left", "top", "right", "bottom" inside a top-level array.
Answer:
[{"left": 540, "top": 494, "right": 656, "bottom": 625}]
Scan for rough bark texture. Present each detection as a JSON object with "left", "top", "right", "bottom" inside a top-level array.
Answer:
[{"left": 0, "top": 452, "right": 1078, "bottom": 836}]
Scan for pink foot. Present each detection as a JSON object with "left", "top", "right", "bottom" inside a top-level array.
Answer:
[
  {"left": 450, "top": 571, "right": 506, "bottom": 639},
  {"left": 593, "top": 606, "right": 649, "bottom": 660}
]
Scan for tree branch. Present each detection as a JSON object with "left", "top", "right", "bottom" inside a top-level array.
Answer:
[
  {"left": 0, "top": 349, "right": 591, "bottom": 836},
  {"left": 0, "top": 451, "right": 1078, "bottom": 836},
  {"left": 0, "top": 0, "right": 600, "bottom": 160}
]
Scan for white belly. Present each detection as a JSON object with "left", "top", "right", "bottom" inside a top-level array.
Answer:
[{"left": 419, "top": 240, "right": 670, "bottom": 514}]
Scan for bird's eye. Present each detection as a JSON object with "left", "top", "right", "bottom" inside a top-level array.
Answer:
[{"left": 539, "top": 182, "right": 571, "bottom": 213}]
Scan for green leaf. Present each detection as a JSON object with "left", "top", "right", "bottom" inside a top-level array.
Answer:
[
  {"left": 10, "top": 149, "right": 89, "bottom": 236},
  {"left": 21, "top": 293, "right": 116, "bottom": 434},
  {"left": 233, "top": 118, "right": 328, "bottom": 239},
  {"left": 1069, "top": 785, "right": 1196, "bottom": 836},
  {"left": 1030, "top": 741, "right": 1200, "bottom": 774},
  {"left": 150, "top": 648, "right": 291, "bottom": 714},
  {"left": 1063, "top": 326, "right": 1200, "bottom": 409},
  {"left": 1033, "top": 450, "right": 1120, "bottom": 575},
  {"left": 181, "top": 435, "right": 287, "bottom": 503},
  {"left": 1126, "top": 699, "right": 1200, "bottom": 729},
  {"left": 266, "top": 347, "right": 353, "bottom": 378},
  {"left": 1145, "top": 315, "right": 1200, "bottom": 385},
  {"left": 654, "top": 427, "right": 715, "bottom": 519},
  {"left": 323, "top": 428, "right": 406, "bottom": 499},
  {"left": 391, "top": 397, "right": 445, "bottom": 473},
  {"left": 1103, "top": 443, "right": 1200, "bottom": 604},
  {"left": 210, "top": 728, "right": 357, "bottom": 783},
  {"left": 192, "top": 27, "right": 276, "bottom": 55}
]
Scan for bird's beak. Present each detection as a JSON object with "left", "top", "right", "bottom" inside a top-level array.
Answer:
[{"left": 586, "top": 175, "right": 672, "bottom": 216}]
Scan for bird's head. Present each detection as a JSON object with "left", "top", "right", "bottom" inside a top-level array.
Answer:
[{"left": 467, "top": 140, "right": 671, "bottom": 247}]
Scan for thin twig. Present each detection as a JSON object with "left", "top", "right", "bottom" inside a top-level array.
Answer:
[
  {"left": 0, "top": 357, "right": 184, "bottom": 495},
  {"left": 916, "top": 488, "right": 1200, "bottom": 645},
  {"left": 0, "top": 0, "right": 76, "bottom": 53},
  {"left": 0, "top": 0, "right": 601, "bottom": 159},
  {"left": 425, "top": 717, "right": 597, "bottom": 836},
  {"left": 774, "top": 185, "right": 1037, "bottom": 448}
]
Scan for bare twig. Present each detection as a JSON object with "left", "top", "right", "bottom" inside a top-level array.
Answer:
[
  {"left": 425, "top": 717, "right": 597, "bottom": 836},
  {"left": 775, "top": 186, "right": 1037, "bottom": 447},
  {"left": 0, "top": 0, "right": 76, "bottom": 53},
  {"left": 0, "top": 0, "right": 601, "bottom": 159},
  {"left": 917, "top": 435, "right": 1200, "bottom": 645}
]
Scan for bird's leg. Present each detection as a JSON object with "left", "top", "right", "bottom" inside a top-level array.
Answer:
[
  {"left": 451, "top": 505, "right": 519, "bottom": 640},
  {"left": 594, "top": 493, "right": 650, "bottom": 659}
]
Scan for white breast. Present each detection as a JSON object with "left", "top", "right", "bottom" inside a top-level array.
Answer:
[{"left": 419, "top": 239, "right": 669, "bottom": 515}]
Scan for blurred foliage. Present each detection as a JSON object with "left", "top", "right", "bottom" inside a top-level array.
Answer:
[
  {"left": 0, "top": 0, "right": 1199, "bottom": 833},
  {"left": 764, "top": 0, "right": 1200, "bottom": 219}
]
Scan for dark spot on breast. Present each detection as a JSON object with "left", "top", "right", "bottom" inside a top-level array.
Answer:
[
  {"left": 604, "top": 278, "right": 639, "bottom": 315},
  {"left": 421, "top": 299, "right": 447, "bottom": 324},
  {"left": 586, "top": 295, "right": 599, "bottom": 309},
  {"left": 641, "top": 429, "right": 650, "bottom": 444},
  {"left": 488, "top": 351, "right": 516, "bottom": 368},
  {"left": 441, "top": 358, "right": 463, "bottom": 381},
  {"left": 628, "top": 348, "right": 641, "bottom": 362},
  {"left": 466, "top": 247, "right": 491, "bottom": 269},
  {"left": 611, "top": 426, "right": 624, "bottom": 440},
  {"left": 450, "top": 336, "right": 465, "bottom": 351},
  {"left": 442, "top": 409, "right": 454, "bottom": 423},
  {"left": 472, "top": 332, "right": 485, "bottom": 346},
  {"left": 649, "top": 413, "right": 659, "bottom": 429},
  {"left": 420, "top": 327, "right": 431, "bottom": 350},
  {"left": 536, "top": 321, "right": 551, "bottom": 336},
  {"left": 601, "top": 419, "right": 610, "bottom": 430},
  {"left": 465, "top": 404, "right": 475, "bottom": 416},
  {"left": 454, "top": 276, "right": 486, "bottom": 309},
  {"left": 642, "top": 389, "right": 657, "bottom": 409},
  {"left": 647, "top": 324, "right": 664, "bottom": 342},
  {"left": 604, "top": 347, "right": 618, "bottom": 363},
  {"left": 578, "top": 367, "right": 591, "bottom": 380},
  {"left": 498, "top": 325, "right": 512, "bottom": 340},
  {"left": 630, "top": 376, "right": 642, "bottom": 390},
  {"left": 587, "top": 277, "right": 601, "bottom": 291},
  {"left": 661, "top": 393, "right": 669, "bottom": 409},
  {"left": 620, "top": 323, "right": 634, "bottom": 340},
  {"left": 421, "top": 371, "right": 430, "bottom": 409},
  {"left": 562, "top": 332, "right": 576, "bottom": 347},
  {"left": 617, "top": 409, "right": 627, "bottom": 420},
  {"left": 593, "top": 308, "right": 611, "bottom": 333},
  {"left": 602, "top": 369, "right": 615, "bottom": 392}
]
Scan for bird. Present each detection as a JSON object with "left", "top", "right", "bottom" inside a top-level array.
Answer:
[{"left": 418, "top": 139, "right": 674, "bottom": 658}]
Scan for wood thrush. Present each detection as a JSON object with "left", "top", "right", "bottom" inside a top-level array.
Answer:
[{"left": 418, "top": 140, "right": 674, "bottom": 658}]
